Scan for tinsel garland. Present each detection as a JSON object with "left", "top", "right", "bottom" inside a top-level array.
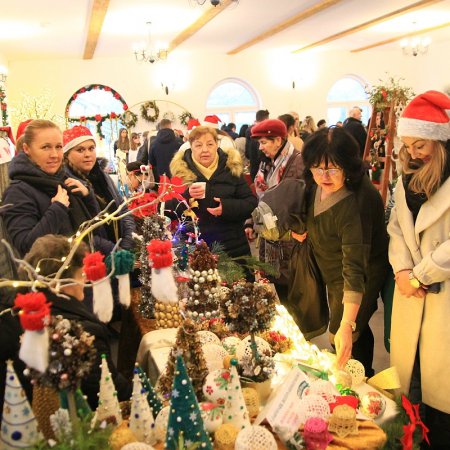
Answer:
[{"left": 139, "top": 215, "right": 167, "bottom": 319}]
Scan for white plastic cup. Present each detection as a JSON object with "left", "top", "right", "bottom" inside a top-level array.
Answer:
[{"left": 192, "top": 181, "right": 206, "bottom": 199}]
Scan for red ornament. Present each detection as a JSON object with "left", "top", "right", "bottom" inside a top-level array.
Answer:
[
  {"left": 80, "top": 115, "right": 86, "bottom": 122},
  {"left": 114, "top": 93, "right": 120, "bottom": 99},
  {"left": 14, "top": 292, "right": 51, "bottom": 331},
  {"left": 95, "top": 114, "right": 102, "bottom": 122},
  {"left": 79, "top": 88, "right": 86, "bottom": 93},
  {"left": 123, "top": 104, "right": 128, "bottom": 111},
  {"left": 1, "top": 104, "right": 6, "bottom": 111},
  {"left": 110, "top": 111, "right": 117, "bottom": 119},
  {"left": 381, "top": 90, "right": 388, "bottom": 99},
  {"left": 104, "top": 86, "right": 111, "bottom": 91},
  {"left": 401, "top": 395, "right": 430, "bottom": 449},
  {"left": 147, "top": 240, "right": 173, "bottom": 269},
  {"left": 83, "top": 251, "right": 106, "bottom": 281},
  {"left": 72, "top": 93, "right": 77, "bottom": 100}
]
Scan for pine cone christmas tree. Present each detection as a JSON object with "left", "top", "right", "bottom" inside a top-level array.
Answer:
[
  {"left": 158, "top": 318, "right": 208, "bottom": 401},
  {"left": 139, "top": 215, "right": 167, "bottom": 319},
  {"left": 186, "top": 242, "right": 221, "bottom": 323}
]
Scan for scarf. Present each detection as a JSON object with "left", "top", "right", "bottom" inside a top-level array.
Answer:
[
  {"left": 191, "top": 151, "right": 219, "bottom": 180},
  {"left": 14, "top": 169, "right": 93, "bottom": 232},
  {"left": 254, "top": 140, "right": 294, "bottom": 197}
]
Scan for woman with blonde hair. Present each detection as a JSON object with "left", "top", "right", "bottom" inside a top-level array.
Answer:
[
  {"left": 300, "top": 115, "right": 317, "bottom": 141},
  {"left": 388, "top": 90, "right": 450, "bottom": 447}
]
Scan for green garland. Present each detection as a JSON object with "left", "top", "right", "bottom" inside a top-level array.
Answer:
[
  {"left": 365, "top": 76, "right": 414, "bottom": 111},
  {"left": 120, "top": 110, "right": 138, "bottom": 129},
  {"left": 0, "top": 85, "right": 9, "bottom": 126},
  {"left": 179, "top": 110, "right": 193, "bottom": 126},
  {"left": 140, "top": 100, "right": 160, "bottom": 123}
]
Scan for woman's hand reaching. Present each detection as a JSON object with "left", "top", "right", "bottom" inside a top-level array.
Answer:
[
  {"left": 52, "top": 185, "right": 70, "bottom": 207},
  {"left": 292, "top": 231, "right": 308, "bottom": 242},
  {"left": 65, "top": 177, "right": 89, "bottom": 197},
  {"left": 334, "top": 323, "right": 353, "bottom": 369}
]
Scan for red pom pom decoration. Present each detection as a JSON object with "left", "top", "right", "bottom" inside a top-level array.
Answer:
[
  {"left": 147, "top": 240, "right": 173, "bottom": 269},
  {"left": 83, "top": 251, "right": 107, "bottom": 281},
  {"left": 14, "top": 292, "right": 51, "bottom": 331}
]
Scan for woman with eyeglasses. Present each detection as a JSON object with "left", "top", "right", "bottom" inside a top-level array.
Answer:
[
  {"left": 1, "top": 120, "right": 103, "bottom": 256},
  {"left": 63, "top": 126, "right": 135, "bottom": 251},
  {"left": 292, "top": 127, "right": 388, "bottom": 376}
]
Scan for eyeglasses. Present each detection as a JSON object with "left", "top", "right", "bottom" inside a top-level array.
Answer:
[{"left": 310, "top": 167, "right": 342, "bottom": 177}]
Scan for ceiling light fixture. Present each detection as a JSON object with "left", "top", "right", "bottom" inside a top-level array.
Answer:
[
  {"left": 400, "top": 36, "right": 431, "bottom": 57},
  {"left": 133, "top": 22, "right": 168, "bottom": 64},
  {"left": 190, "top": 0, "right": 239, "bottom": 7}
]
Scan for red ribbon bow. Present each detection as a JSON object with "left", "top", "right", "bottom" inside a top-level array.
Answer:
[
  {"left": 14, "top": 292, "right": 51, "bottom": 331},
  {"left": 401, "top": 395, "right": 430, "bottom": 449}
]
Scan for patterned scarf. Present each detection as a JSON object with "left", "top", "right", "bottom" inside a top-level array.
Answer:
[{"left": 254, "top": 140, "right": 294, "bottom": 197}]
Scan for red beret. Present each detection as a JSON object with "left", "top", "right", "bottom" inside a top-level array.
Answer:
[{"left": 251, "top": 119, "right": 287, "bottom": 139}]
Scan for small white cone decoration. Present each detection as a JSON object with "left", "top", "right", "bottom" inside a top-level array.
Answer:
[
  {"left": 129, "top": 372, "right": 156, "bottom": 445},
  {"left": 147, "top": 240, "right": 178, "bottom": 304},
  {"left": 222, "top": 361, "right": 250, "bottom": 431},
  {"left": 0, "top": 361, "right": 42, "bottom": 449},
  {"left": 94, "top": 354, "right": 122, "bottom": 426}
]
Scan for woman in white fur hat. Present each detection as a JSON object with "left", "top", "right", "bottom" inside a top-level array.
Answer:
[{"left": 388, "top": 90, "right": 450, "bottom": 447}]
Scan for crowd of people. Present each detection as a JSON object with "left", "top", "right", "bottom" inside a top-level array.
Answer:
[{"left": 0, "top": 90, "right": 449, "bottom": 447}]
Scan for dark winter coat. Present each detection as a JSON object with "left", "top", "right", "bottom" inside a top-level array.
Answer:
[
  {"left": 66, "top": 161, "right": 136, "bottom": 251},
  {"left": 149, "top": 128, "right": 183, "bottom": 179},
  {"left": 0, "top": 152, "right": 106, "bottom": 256},
  {"left": 47, "top": 290, "right": 132, "bottom": 409},
  {"left": 245, "top": 125, "right": 261, "bottom": 182},
  {"left": 170, "top": 146, "right": 257, "bottom": 258},
  {"left": 343, "top": 117, "right": 367, "bottom": 157}
]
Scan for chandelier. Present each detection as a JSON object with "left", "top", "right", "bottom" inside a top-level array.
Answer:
[
  {"left": 190, "top": 0, "right": 239, "bottom": 7},
  {"left": 133, "top": 22, "right": 168, "bottom": 64},
  {"left": 400, "top": 36, "right": 431, "bottom": 57}
]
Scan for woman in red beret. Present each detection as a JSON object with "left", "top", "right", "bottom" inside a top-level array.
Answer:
[{"left": 245, "top": 118, "right": 304, "bottom": 300}]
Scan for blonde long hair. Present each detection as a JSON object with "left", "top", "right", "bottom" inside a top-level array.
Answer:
[{"left": 399, "top": 140, "right": 447, "bottom": 198}]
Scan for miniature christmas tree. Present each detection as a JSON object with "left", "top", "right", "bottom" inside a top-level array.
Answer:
[
  {"left": 222, "top": 359, "right": 251, "bottom": 431},
  {"left": 135, "top": 364, "right": 163, "bottom": 417},
  {"left": 165, "top": 355, "right": 213, "bottom": 450},
  {"left": 158, "top": 318, "right": 208, "bottom": 401},
  {"left": 186, "top": 242, "right": 221, "bottom": 323},
  {"left": 1, "top": 361, "right": 42, "bottom": 449},
  {"left": 94, "top": 354, "right": 122, "bottom": 426},
  {"left": 139, "top": 214, "right": 167, "bottom": 318},
  {"left": 129, "top": 370, "right": 156, "bottom": 445}
]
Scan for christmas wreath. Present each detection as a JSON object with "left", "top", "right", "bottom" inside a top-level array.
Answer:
[
  {"left": 141, "top": 100, "right": 160, "bottom": 123},
  {"left": 120, "top": 110, "right": 138, "bottom": 129},
  {"left": 179, "top": 110, "right": 193, "bottom": 126}
]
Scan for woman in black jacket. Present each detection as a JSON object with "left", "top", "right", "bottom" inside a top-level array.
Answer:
[
  {"left": 170, "top": 126, "right": 257, "bottom": 259},
  {"left": 23, "top": 234, "right": 131, "bottom": 408},
  {"left": 1, "top": 120, "right": 108, "bottom": 257}
]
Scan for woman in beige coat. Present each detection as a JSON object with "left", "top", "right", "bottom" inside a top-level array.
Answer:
[{"left": 388, "top": 90, "right": 450, "bottom": 448}]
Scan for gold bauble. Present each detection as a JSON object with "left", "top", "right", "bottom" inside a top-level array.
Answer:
[
  {"left": 215, "top": 423, "right": 239, "bottom": 450},
  {"left": 109, "top": 420, "right": 137, "bottom": 450},
  {"left": 223, "top": 354, "right": 236, "bottom": 369},
  {"left": 242, "top": 387, "right": 260, "bottom": 417}
]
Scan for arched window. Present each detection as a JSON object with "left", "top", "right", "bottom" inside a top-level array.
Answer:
[
  {"left": 327, "top": 76, "right": 370, "bottom": 126},
  {"left": 65, "top": 84, "right": 128, "bottom": 170},
  {"left": 206, "top": 78, "right": 260, "bottom": 133}
]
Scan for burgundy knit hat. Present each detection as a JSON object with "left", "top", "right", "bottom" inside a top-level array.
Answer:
[
  {"left": 251, "top": 119, "right": 287, "bottom": 139},
  {"left": 397, "top": 90, "right": 450, "bottom": 141},
  {"left": 63, "top": 125, "right": 94, "bottom": 153}
]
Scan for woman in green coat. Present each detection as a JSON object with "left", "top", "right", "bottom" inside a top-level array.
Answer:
[{"left": 291, "top": 127, "right": 388, "bottom": 376}]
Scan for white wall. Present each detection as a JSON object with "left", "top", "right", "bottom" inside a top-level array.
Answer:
[{"left": 6, "top": 39, "right": 450, "bottom": 131}]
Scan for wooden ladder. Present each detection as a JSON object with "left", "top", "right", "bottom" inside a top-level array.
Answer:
[{"left": 363, "top": 101, "right": 398, "bottom": 207}]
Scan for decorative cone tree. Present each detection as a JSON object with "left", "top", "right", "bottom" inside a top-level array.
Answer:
[
  {"left": 135, "top": 364, "right": 163, "bottom": 417},
  {"left": 165, "top": 355, "right": 213, "bottom": 450},
  {"left": 186, "top": 242, "right": 221, "bottom": 323},
  {"left": 158, "top": 318, "right": 208, "bottom": 401},
  {"left": 0, "top": 361, "right": 42, "bottom": 449},
  {"left": 139, "top": 214, "right": 167, "bottom": 318}
]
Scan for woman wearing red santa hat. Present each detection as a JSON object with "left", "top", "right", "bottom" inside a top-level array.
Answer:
[
  {"left": 63, "top": 125, "right": 136, "bottom": 251},
  {"left": 388, "top": 90, "right": 450, "bottom": 447},
  {"left": 1, "top": 120, "right": 105, "bottom": 256}
]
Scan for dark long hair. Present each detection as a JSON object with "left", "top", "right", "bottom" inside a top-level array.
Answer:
[{"left": 302, "top": 127, "right": 365, "bottom": 191}]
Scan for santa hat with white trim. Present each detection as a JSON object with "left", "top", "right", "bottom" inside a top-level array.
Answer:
[
  {"left": 202, "top": 115, "right": 222, "bottom": 129},
  {"left": 397, "top": 90, "right": 450, "bottom": 142},
  {"left": 63, "top": 125, "right": 95, "bottom": 153}
]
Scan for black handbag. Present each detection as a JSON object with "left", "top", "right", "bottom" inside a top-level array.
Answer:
[{"left": 287, "top": 240, "right": 329, "bottom": 340}]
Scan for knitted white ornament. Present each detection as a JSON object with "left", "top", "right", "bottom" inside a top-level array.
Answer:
[
  {"left": 345, "top": 359, "right": 365, "bottom": 386},
  {"left": 199, "top": 402, "right": 224, "bottom": 433},
  {"left": 305, "top": 379, "right": 338, "bottom": 404},
  {"left": 203, "top": 369, "right": 231, "bottom": 404},
  {"left": 154, "top": 406, "right": 170, "bottom": 443},
  {"left": 234, "top": 425, "right": 277, "bottom": 450},
  {"left": 202, "top": 344, "right": 229, "bottom": 373},
  {"left": 197, "top": 330, "right": 221, "bottom": 346},
  {"left": 298, "top": 394, "right": 330, "bottom": 424},
  {"left": 236, "top": 336, "right": 271, "bottom": 363},
  {"left": 221, "top": 336, "right": 241, "bottom": 355}
]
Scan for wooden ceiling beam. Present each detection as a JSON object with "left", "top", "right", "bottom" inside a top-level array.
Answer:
[
  {"left": 351, "top": 21, "right": 450, "bottom": 53},
  {"left": 83, "top": 0, "right": 110, "bottom": 59},
  {"left": 227, "top": 0, "right": 343, "bottom": 55},
  {"left": 168, "top": 0, "right": 235, "bottom": 53},
  {"left": 293, "top": 0, "right": 443, "bottom": 54}
]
